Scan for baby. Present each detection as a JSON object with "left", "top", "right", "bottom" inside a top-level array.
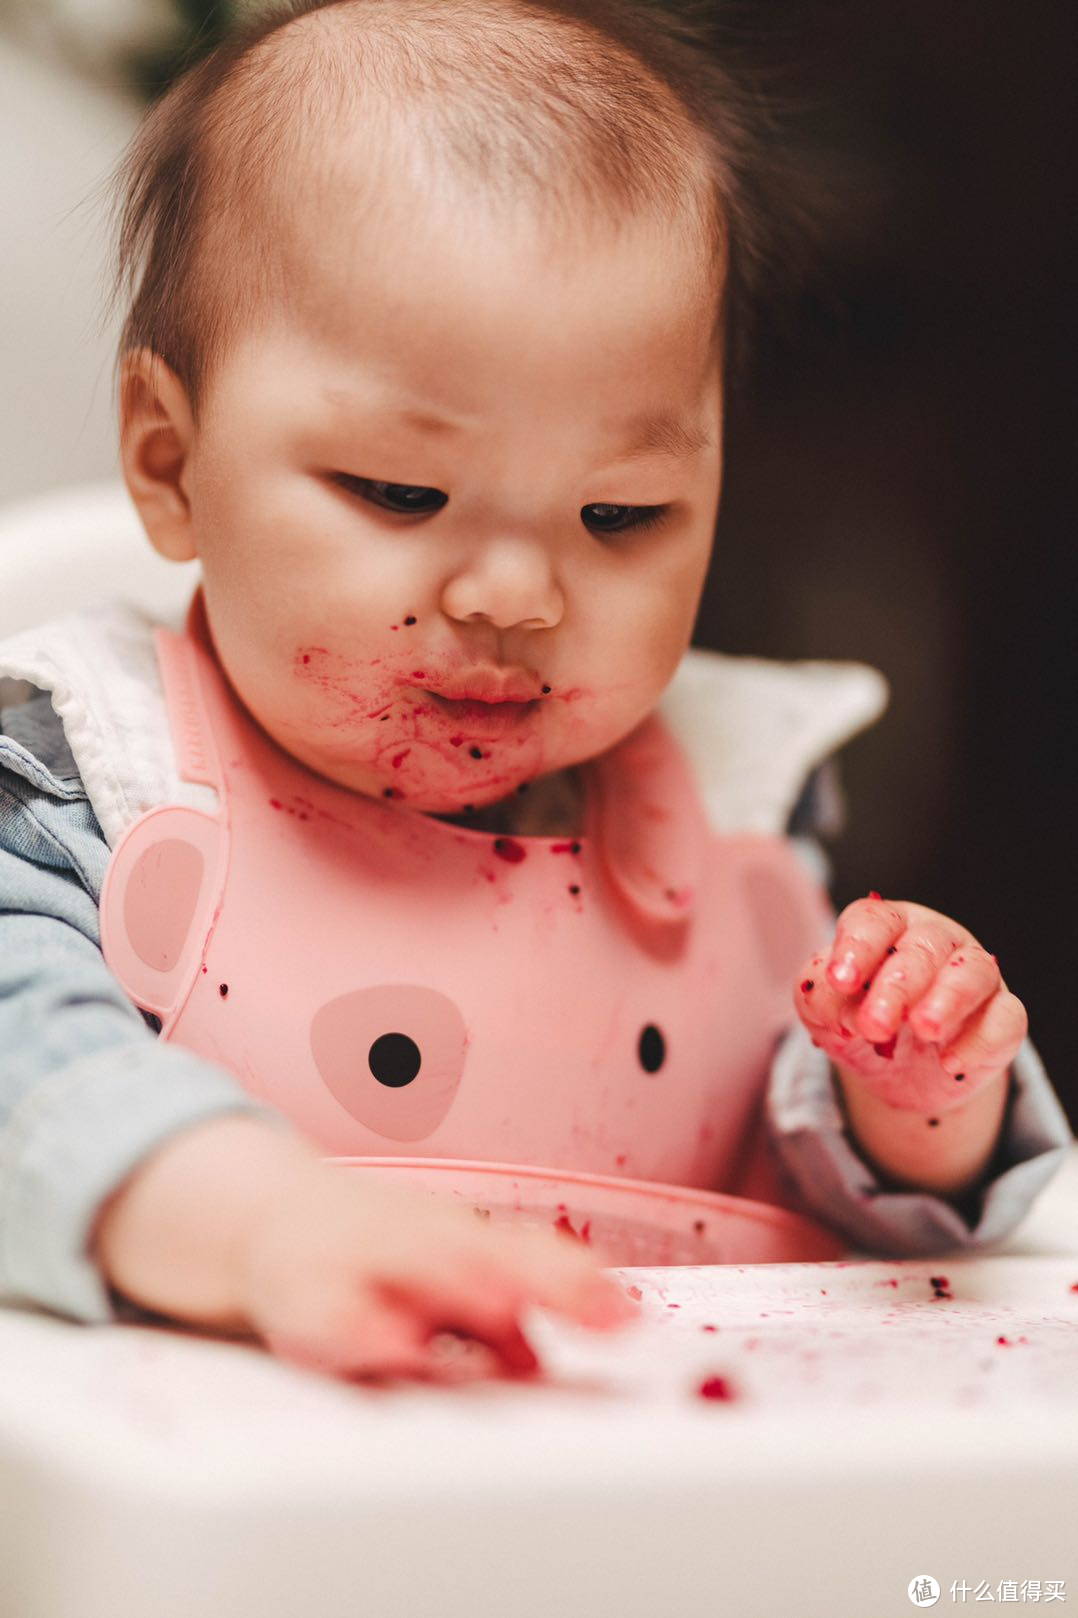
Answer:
[{"left": 0, "top": 0, "right": 1070, "bottom": 1382}]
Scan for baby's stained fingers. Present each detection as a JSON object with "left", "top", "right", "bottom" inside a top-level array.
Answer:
[
  {"left": 938, "top": 987, "right": 1028, "bottom": 1080},
  {"left": 826, "top": 894, "right": 908, "bottom": 996},
  {"left": 857, "top": 941, "right": 998, "bottom": 1044},
  {"left": 906, "top": 946, "right": 1002, "bottom": 1047}
]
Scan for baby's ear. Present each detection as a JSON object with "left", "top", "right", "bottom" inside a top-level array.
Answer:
[{"left": 119, "top": 349, "right": 199, "bottom": 562}]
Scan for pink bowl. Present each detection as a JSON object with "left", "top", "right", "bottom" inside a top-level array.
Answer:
[{"left": 332, "top": 1157, "right": 845, "bottom": 1266}]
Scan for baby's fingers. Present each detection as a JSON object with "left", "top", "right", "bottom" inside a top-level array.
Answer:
[
  {"left": 826, "top": 894, "right": 907, "bottom": 994},
  {"left": 264, "top": 1290, "right": 433, "bottom": 1382},
  {"left": 939, "top": 988, "right": 1028, "bottom": 1081},
  {"left": 907, "top": 946, "right": 1001, "bottom": 1047},
  {"left": 385, "top": 1222, "right": 636, "bottom": 1349}
]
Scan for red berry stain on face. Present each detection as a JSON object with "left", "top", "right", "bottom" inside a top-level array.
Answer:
[
  {"left": 551, "top": 841, "right": 583, "bottom": 855},
  {"left": 269, "top": 798, "right": 283, "bottom": 810},
  {"left": 701, "top": 1324, "right": 718, "bottom": 1333},
  {"left": 697, "top": 1376, "right": 736, "bottom": 1402},
  {"left": 449, "top": 734, "right": 464, "bottom": 747},
  {"left": 391, "top": 749, "right": 411, "bottom": 769},
  {"left": 801, "top": 979, "right": 814, "bottom": 993},
  {"left": 1071, "top": 1283, "right": 1078, "bottom": 1293},
  {"left": 493, "top": 837, "right": 526, "bottom": 864},
  {"left": 626, "top": 1285, "right": 643, "bottom": 1301},
  {"left": 411, "top": 671, "right": 426, "bottom": 679},
  {"left": 302, "top": 654, "right": 311, "bottom": 664},
  {"left": 868, "top": 890, "right": 882, "bottom": 900},
  {"left": 997, "top": 1336, "right": 1012, "bottom": 1346},
  {"left": 872, "top": 1035, "right": 898, "bottom": 1060},
  {"left": 615, "top": 1153, "right": 627, "bottom": 1167}
]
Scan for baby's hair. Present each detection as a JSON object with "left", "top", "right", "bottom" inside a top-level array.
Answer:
[{"left": 111, "top": 0, "right": 816, "bottom": 413}]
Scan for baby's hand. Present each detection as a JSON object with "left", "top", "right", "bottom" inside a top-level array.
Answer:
[
  {"left": 93, "top": 1118, "right": 637, "bottom": 1384},
  {"left": 238, "top": 1155, "right": 637, "bottom": 1383},
  {"left": 794, "top": 895, "right": 1028, "bottom": 1114}
]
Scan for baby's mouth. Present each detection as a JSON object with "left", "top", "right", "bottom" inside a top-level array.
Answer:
[{"left": 425, "top": 690, "right": 541, "bottom": 732}]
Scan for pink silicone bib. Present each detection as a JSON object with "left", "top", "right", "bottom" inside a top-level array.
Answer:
[{"left": 101, "top": 597, "right": 839, "bottom": 1261}]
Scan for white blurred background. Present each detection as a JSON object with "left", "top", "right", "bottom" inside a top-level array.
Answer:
[{"left": 0, "top": 0, "right": 208, "bottom": 503}]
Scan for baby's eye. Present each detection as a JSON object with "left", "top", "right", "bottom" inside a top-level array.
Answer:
[
  {"left": 582, "top": 503, "right": 669, "bottom": 535},
  {"left": 334, "top": 475, "right": 448, "bottom": 515}
]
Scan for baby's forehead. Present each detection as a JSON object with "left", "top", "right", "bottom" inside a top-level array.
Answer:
[{"left": 202, "top": 2, "right": 721, "bottom": 282}]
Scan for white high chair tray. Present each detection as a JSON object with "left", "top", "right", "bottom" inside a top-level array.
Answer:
[{"left": 1, "top": 1151, "right": 1076, "bottom": 1618}]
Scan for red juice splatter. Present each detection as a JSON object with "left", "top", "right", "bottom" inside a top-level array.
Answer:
[
  {"left": 493, "top": 837, "right": 527, "bottom": 864},
  {"left": 701, "top": 1324, "right": 718, "bottom": 1333},
  {"left": 391, "top": 749, "right": 411, "bottom": 769},
  {"left": 872, "top": 1035, "right": 898, "bottom": 1060},
  {"left": 615, "top": 1154, "right": 627, "bottom": 1167},
  {"left": 697, "top": 1376, "right": 737, "bottom": 1402},
  {"left": 801, "top": 979, "right": 815, "bottom": 993},
  {"left": 626, "top": 1285, "right": 643, "bottom": 1301},
  {"left": 449, "top": 734, "right": 464, "bottom": 747},
  {"left": 269, "top": 798, "right": 283, "bottom": 810},
  {"left": 867, "top": 890, "right": 882, "bottom": 900},
  {"left": 550, "top": 841, "right": 582, "bottom": 855}
]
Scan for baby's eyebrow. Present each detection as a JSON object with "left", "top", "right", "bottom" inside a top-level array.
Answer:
[
  {"left": 611, "top": 412, "right": 713, "bottom": 462},
  {"left": 321, "top": 388, "right": 710, "bottom": 460}
]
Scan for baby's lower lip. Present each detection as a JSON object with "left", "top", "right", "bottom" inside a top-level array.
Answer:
[{"left": 426, "top": 692, "right": 540, "bottom": 732}]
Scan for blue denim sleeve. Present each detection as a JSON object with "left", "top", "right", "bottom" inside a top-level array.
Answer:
[
  {"left": 0, "top": 693, "right": 280, "bottom": 1323},
  {"left": 766, "top": 1022, "right": 1073, "bottom": 1255}
]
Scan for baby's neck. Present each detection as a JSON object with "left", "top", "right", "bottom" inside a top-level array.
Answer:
[{"left": 433, "top": 767, "right": 585, "bottom": 838}]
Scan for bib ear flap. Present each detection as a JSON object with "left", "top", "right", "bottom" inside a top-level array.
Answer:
[
  {"left": 100, "top": 805, "right": 227, "bottom": 1024},
  {"left": 585, "top": 714, "right": 707, "bottom": 925}
]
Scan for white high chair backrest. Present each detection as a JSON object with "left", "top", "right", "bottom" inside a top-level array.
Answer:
[{"left": 0, "top": 480, "right": 199, "bottom": 639}]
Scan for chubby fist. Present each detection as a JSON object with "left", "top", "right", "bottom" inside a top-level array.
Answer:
[{"left": 794, "top": 894, "right": 1028, "bottom": 1115}]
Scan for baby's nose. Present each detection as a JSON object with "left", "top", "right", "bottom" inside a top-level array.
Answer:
[{"left": 440, "top": 537, "right": 563, "bottom": 631}]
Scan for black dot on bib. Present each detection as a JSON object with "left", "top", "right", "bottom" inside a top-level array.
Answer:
[
  {"left": 637, "top": 1024, "right": 666, "bottom": 1074},
  {"left": 368, "top": 1032, "right": 423, "bottom": 1088}
]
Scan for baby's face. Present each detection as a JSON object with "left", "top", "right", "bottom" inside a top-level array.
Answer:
[{"left": 180, "top": 182, "right": 723, "bottom": 814}]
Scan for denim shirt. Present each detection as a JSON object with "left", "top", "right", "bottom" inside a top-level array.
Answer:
[{"left": 1, "top": 689, "right": 1072, "bottom": 1323}]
